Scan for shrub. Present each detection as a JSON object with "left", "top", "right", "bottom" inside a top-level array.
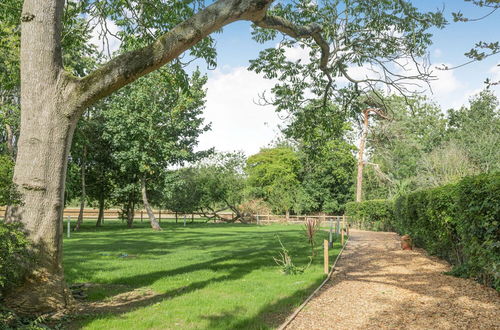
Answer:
[
  {"left": 345, "top": 199, "right": 394, "bottom": 231},
  {"left": 394, "top": 172, "right": 500, "bottom": 290},
  {"left": 0, "top": 222, "right": 33, "bottom": 296}
]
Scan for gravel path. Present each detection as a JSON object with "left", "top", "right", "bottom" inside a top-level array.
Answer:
[{"left": 286, "top": 230, "right": 500, "bottom": 330}]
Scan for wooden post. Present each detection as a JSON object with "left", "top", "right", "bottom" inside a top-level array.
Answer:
[
  {"left": 341, "top": 215, "right": 345, "bottom": 246},
  {"left": 141, "top": 210, "right": 143, "bottom": 223},
  {"left": 323, "top": 240, "right": 329, "bottom": 274},
  {"left": 159, "top": 208, "right": 162, "bottom": 223},
  {"left": 183, "top": 214, "right": 187, "bottom": 227},
  {"left": 256, "top": 214, "right": 260, "bottom": 225},
  {"left": 191, "top": 213, "right": 194, "bottom": 223},
  {"left": 328, "top": 217, "right": 334, "bottom": 248},
  {"left": 336, "top": 217, "right": 340, "bottom": 235},
  {"left": 67, "top": 216, "right": 71, "bottom": 238}
]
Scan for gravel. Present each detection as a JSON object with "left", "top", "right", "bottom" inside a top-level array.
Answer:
[{"left": 286, "top": 230, "right": 500, "bottom": 330}]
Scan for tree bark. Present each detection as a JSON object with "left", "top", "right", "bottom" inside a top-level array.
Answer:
[
  {"left": 4, "top": 0, "right": 77, "bottom": 313},
  {"left": 96, "top": 193, "right": 105, "bottom": 227},
  {"left": 355, "top": 108, "right": 388, "bottom": 202},
  {"left": 126, "top": 199, "right": 135, "bottom": 228},
  {"left": 141, "top": 175, "right": 162, "bottom": 230},
  {"left": 356, "top": 109, "right": 370, "bottom": 202},
  {"left": 74, "top": 146, "right": 86, "bottom": 231}
]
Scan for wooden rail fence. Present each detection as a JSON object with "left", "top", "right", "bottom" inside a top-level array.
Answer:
[{"left": 0, "top": 206, "right": 351, "bottom": 225}]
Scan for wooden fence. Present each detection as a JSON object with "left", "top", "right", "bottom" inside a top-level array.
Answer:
[{"left": 0, "top": 206, "right": 351, "bottom": 225}]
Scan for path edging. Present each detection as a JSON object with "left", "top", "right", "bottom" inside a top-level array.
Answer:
[{"left": 277, "top": 237, "right": 350, "bottom": 330}]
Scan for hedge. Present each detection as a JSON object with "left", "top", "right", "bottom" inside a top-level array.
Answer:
[
  {"left": 345, "top": 199, "right": 394, "bottom": 231},
  {"left": 394, "top": 172, "right": 499, "bottom": 290}
]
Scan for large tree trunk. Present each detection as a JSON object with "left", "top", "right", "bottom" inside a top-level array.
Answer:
[
  {"left": 141, "top": 175, "right": 162, "bottom": 231},
  {"left": 74, "top": 146, "right": 86, "bottom": 231},
  {"left": 4, "top": 0, "right": 77, "bottom": 313}
]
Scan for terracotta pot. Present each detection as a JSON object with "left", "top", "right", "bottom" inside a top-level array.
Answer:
[{"left": 401, "top": 234, "right": 413, "bottom": 250}]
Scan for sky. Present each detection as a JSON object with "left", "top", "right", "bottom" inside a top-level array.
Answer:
[{"left": 92, "top": 0, "right": 500, "bottom": 156}]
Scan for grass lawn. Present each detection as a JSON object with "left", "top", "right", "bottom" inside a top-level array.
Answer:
[{"left": 63, "top": 220, "right": 342, "bottom": 329}]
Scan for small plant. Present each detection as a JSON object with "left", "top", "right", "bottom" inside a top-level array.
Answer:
[
  {"left": 273, "top": 235, "right": 311, "bottom": 275},
  {"left": 303, "top": 218, "right": 320, "bottom": 257}
]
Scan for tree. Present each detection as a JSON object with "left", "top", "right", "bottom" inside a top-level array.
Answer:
[
  {"left": 246, "top": 146, "right": 302, "bottom": 218},
  {"left": 6, "top": 0, "right": 447, "bottom": 312},
  {"left": 102, "top": 68, "right": 210, "bottom": 230},
  {"left": 194, "top": 152, "right": 247, "bottom": 222},
  {"left": 447, "top": 90, "right": 500, "bottom": 172},
  {"left": 163, "top": 168, "right": 203, "bottom": 220},
  {"left": 363, "top": 96, "right": 447, "bottom": 199},
  {"left": 282, "top": 101, "right": 356, "bottom": 213}
]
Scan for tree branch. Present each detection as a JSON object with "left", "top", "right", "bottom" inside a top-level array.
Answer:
[
  {"left": 253, "top": 14, "right": 332, "bottom": 106},
  {"left": 73, "top": 0, "right": 274, "bottom": 115}
]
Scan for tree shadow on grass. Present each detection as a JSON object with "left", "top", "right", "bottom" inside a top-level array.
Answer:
[
  {"left": 62, "top": 224, "right": 330, "bottom": 329},
  {"left": 200, "top": 278, "right": 324, "bottom": 329}
]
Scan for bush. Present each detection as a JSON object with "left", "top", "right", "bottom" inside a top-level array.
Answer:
[
  {"left": 394, "top": 172, "right": 500, "bottom": 290},
  {"left": 0, "top": 221, "right": 33, "bottom": 296},
  {"left": 345, "top": 199, "right": 394, "bottom": 231}
]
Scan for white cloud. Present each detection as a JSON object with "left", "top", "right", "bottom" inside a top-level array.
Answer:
[
  {"left": 489, "top": 63, "right": 500, "bottom": 81},
  {"left": 283, "top": 45, "right": 311, "bottom": 63},
  {"left": 433, "top": 48, "right": 443, "bottom": 58},
  {"left": 196, "top": 67, "right": 283, "bottom": 156},
  {"left": 89, "top": 18, "right": 121, "bottom": 56},
  {"left": 429, "top": 64, "right": 463, "bottom": 96}
]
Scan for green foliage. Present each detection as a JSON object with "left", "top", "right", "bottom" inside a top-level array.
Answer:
[
  {"left": 0, "top": 222, "right": 32, "bottom": 295},
  {"left": 447, "top": 90, "right": 499, "bottom": 172},
  {"left": 345, "top": 200, "right": 394, "bottom": 231},
  {"left": 393, "top": 172, "right": 500, "bottom": 290},
  {"left": 246, "top": 146, "right": 302, "bottom": 214},
  {"left": 193, "top": 152, "right": 246, "bottom": 218},
  {"left": 364, "top": 92, "right": 499, "bottom": 200},
  {"left": 0, "top": 155, "right": 14, "bottom": 205},
  {"left": 364, "top": 95, "right": 447, "bottom": 199},
  {"left": 163, "top": 167, "right": 202, "bottom": 214}
]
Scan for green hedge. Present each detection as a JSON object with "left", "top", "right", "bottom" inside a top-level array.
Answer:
[
  {"left": 394, "top": 172, "right": 500, "bottom": 290},
  {"left": 345, "top": 199, "right": 394, "bottom": 231},
  {"left": 0, "top": 222, "right": 33, "bottom": 296}
]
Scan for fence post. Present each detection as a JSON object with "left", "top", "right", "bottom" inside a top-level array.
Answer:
[
  {"left": 341, "top": 215, "right": 345, "bottom": 246},
  {"left": 324, "top": 240, "right": 329, "bottom": 274},
  {"left": 183, "top": 214, "right": 186, "bottom": 227},
  {"left": 159, "top": 208, "right": 162, "bottom": 223},
  {"left": 67, "top": 216, "right": 71, "bottom": 238},
  {"left": 141, "top": 210, "right": 143, "bottom": 223},
  {"left": 336, "top": 217, "right": 340, "bottom": 236},
  {"left": 329, "top": 217, "right": 334, "bottom": 248},
  {"left": 256, "top": 214, "right": 260, "bottom": 225}
]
